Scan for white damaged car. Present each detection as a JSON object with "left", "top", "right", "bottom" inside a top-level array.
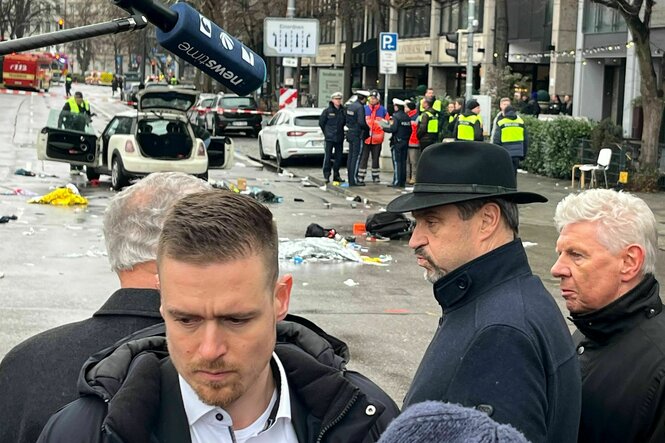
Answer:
[{"left": 36, "top": 87, "right": 234, "bottom": 190}]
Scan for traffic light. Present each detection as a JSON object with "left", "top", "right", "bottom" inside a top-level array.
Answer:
[
  {"left": 58, "top": 18, "right": 64, "bottom": 30},
  {"left": 445, "top": 32, "right": 459, "bottom": 63}
]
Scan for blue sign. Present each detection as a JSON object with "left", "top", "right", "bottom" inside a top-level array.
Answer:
[{"left": 380, "top": 32, "right": 398, "bottom": 51}]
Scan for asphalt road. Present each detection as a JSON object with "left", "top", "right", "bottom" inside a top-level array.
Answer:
[{"left": 1, "top": 84, "right": 663, "bottom": 408}]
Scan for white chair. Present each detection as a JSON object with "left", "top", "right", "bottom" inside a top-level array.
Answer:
[{"left": 572, "top": 148, "right": 612, "bottom": 189}]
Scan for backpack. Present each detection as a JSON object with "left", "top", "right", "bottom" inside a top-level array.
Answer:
[{"left": 365, "top": 212, "right": 413, "bottom": 239}]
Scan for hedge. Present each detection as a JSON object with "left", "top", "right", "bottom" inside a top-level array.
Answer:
[{"left": 521, "top": 117, "right": 593, "bottom": 179}]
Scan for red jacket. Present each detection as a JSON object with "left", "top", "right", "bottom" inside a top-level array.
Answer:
[
  {"left": 407, "top": 108, "right": 419, "bottom": 147},
  {"left": 364, "top": 104, "right": 388, "bottom": 145}
]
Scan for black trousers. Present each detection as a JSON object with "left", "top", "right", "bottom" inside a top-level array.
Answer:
[
  {"left": 358, "top": 143, "right": 382, "bottom": 181},
  {"left": 323, "top": 141, "right": 344, "bottom": 180},
  {"left": 346, "top": 133, "right": 363, "bottom": 185},
  {"left": 391, "top": 140, "right": 409, "bottom": 187}
]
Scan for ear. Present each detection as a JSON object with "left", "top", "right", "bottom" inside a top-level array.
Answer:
[
  {"left": 477, "top": 202, "right": 502, "bottom": 240},
  {"left": 274, "top": 274, "right": 292, "bottom": 322},
  {"left": 620, "top": 244, "right": 646, "bottom": 282}
]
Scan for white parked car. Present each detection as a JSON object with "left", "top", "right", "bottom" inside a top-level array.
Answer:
[
  {"left": 258, "top": 107, "right": 348, "bottom": 167},
  {"left": 36, "top": 87, "right": 234, "bottom": 190}
]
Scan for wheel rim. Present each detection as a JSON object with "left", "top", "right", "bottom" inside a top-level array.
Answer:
[{"left": 111, "top": 159, "right": 119, "bottom": 187}]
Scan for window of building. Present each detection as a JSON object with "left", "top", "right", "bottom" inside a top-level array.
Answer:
[
  {"left": 317, "top": 0, "right": 335, "bottom": 44},
  {"left": 341, "top": 15, "right": 363, "bottom": 42},
  {"left": 398, "top": 2, "right": 431, "bottom": 38},
  {"left": 583, "top": 0, "right": 626, "bottom": 33},
  {"left": 366, "top": 5, "right": 389, "bottom": 39},
  {"left": 439, "top": 0, "right": 484, "bottom": 35}
]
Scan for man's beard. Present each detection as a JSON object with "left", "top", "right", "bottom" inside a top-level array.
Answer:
[
  {"left": 188, "top": 359, "right": 244, "bottom": 408},
  {"left": 415, "top": 247, "right": 446, "bottom": 284}
]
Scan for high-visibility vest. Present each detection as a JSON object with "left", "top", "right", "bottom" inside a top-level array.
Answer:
[
  {"left": 456, "top": 114, "right": 482, "bottom": 141},
  {"left": 497, "top": 116, "right": 525, "bottom": 143},
  {"left": 66, "top": 97, "right": 90, "bottom": 114},
  {"left": 418, "top": 110, "right": 438, "bottom": 134},
  {"left": 419, "top": 99, "right": 442, "bottom": 113}
]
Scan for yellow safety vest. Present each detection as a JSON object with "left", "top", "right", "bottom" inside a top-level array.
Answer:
[
  {"left": 419, "top": 99, "right": 442, "bottom": 113},
  {"left": 66, "top": 97, "right": 90, "bottom": 114},
  {"left": 456, "top": 114, "right": 482, "bottom": 141},
  {"left": 497, "top": 116, "right": 525, "bottom": 143},
  {"left": 418, "top": 110, "right": 439, "bottom": 134}
]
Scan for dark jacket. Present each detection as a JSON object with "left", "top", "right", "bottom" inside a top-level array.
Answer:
[
  {"left": 345, "top": 100, "right": 369, "bottom": 138},
  {"left": 37, "top": 316, "right": 400, "bottom": 443},
  {"left": 383, "top": 109, "right": 412, "bottom": 144},
  {"left": 492, "top": 107, "right": 529, "bottom": 159},
  {"left": 416, "top": 110, "right": 438, "bottom": 148},
  {"left": 572, "top": 274, "right": 665, "bottom": 443},
  {"left": 403, "top": 240, "right": 581, "bottom": 443},
  {"left": 319, "top": 102, "right": 346, "bottom": 144},
  {"left": 0, "top": 289, "right": 163, "bottom": 443}
]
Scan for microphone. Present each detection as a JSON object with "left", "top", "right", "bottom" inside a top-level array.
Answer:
[{"left": 116, "top": 0, "right": 266, "bottom": 96}]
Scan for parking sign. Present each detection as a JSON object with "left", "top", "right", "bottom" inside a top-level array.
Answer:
[
  {"left": 379, "top": 32, "right": 398, "bottom": 74},
  {"left": 380, "top": 33, "right": 398, "bottom": 51}
]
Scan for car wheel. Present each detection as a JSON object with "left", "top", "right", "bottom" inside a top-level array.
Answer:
[
  {"left": 85, "top": 166, "right": 100, "bottom": 181},
  {"left": 276, "top": 142, "right": 285, "bottom": 168},
  {"left": 259, "top": 137, "right": 269, "bottom": 160},
  {"left": 197, "top": 170, "right": 209, "bottom": 181},
  {"left": 111, "top": 156, "right": 129, "bottom": 191}
]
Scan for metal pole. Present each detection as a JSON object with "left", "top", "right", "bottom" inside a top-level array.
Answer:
[
  {"left": 283, "top": 0, "right": 295, "bottom": 89},
  {"left": 466, "top": 0, "right": 475, "bottom": 101},
  {"left": 384, "top": 74, "right": 389, "bottom": 108}
]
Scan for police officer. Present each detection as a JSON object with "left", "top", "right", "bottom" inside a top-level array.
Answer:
[
  {"left": 59, "top": 91, "right": 92, "bottom": 131},
  {"left": 345, "top": 90, "right": 370, "bottom": 186},
  {"left": 382, "top": 98, "right": 412, "bottom": 188},
  {"left": 492, "top": 105, "right": 528, "bottom": 176},
  {"left": 64, "top": 72, "right": 73, "bottom": 97},
  {"left": 453, "top": 99, "right": 483, "bottom": 141},
  {"left": 319, "top": 91, "right": 346, "bottom": 183},
  {"left": 417, "top": 98, "right": 438, "bottom": 151}
]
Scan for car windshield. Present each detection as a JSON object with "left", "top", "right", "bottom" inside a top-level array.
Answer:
[
  {"left": 221, "top": 96, "right": 256, "bottom": 108},
  {"left": 294, "top": 115, "right": 320, "bottom": 127},
  {"left": 45, "top": 109, "right": 95, "bottom": 134},
  {"left": 140, "top": 91, "right": 196, "bottom": 112}
]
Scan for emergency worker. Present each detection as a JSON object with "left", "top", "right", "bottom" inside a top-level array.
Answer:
[
  {"left": 493, "top": 105, "right": 528, "bottom": 176},
  {"left": 345, "top": 90, "right": 370, "bottom": 186},
  {"left": 453, "top": 99, "right": 483, "bottom": 141},
  {"left": 382, "top": 98, "right": 412, "bottom": 188}
]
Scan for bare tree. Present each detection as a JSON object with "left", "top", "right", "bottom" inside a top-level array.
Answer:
[
  {"left": 66, "top": 0, "right": 104, "bottom": 73},
  {"left": 592, "top": 0, "right": 662, "bottom": 170}
]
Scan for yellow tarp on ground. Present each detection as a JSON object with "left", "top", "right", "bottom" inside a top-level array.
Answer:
[{"left": 28, "top": 188, "right": 88, "bottom": 206}]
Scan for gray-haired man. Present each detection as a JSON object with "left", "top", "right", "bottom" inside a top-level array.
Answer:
[{"left": 0, "top": 172, "right": 211, "bottom": 443}]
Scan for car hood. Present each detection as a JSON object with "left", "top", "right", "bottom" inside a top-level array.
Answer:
[{"left": 137, "top": 87, "right": 198, "bottom": 113}]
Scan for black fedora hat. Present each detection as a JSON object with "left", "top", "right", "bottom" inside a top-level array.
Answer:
[{"left": 387, "top": 142, "right": 547, "bottom": 213}]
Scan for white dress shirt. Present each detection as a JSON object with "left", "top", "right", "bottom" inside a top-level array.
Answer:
[{"left": 179, "top": 352, "right": 299, "bottom": 443}]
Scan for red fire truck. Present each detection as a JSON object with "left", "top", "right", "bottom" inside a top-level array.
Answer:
[{"left": 2, "top": 53, "right": 53, "bottom": 91}]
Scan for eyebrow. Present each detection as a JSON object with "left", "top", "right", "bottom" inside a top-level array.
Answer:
[{"left": 165, "top": 307, "right": 262, "bottom": 320}]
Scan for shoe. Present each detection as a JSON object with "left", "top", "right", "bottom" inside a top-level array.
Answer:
[
  {"left": 351, "top": 182, "right": 366, "bottom": 187},
  {"left": 407, "top": 179, "right": 415, "bottom": 185},
  {"left": 372, "top": 177, "right": 380, "bottom": 184},
  {"left": 333, "top": 177, "right": 345, "bottom": 183}
]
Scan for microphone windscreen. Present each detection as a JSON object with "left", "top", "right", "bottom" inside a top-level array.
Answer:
[{"left": 157, "top": 3, "right": 266, "bottom": 96}]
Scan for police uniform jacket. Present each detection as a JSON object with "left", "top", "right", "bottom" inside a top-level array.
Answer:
[
  {"left": 345, "top": 100, "right": 369, "bottom": 138},
  {"left": 383, "top": 109, "right": 412, "bottom": 144},
  {"left": 319, "top": 102, "right": 346, "bottom": 144}
]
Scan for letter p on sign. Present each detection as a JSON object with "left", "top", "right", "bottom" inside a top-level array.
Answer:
[{"left": 380, "top": 33, "right": 397, "bottom": 51}]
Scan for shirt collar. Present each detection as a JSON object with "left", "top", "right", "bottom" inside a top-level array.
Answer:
[
  {"left": 179, "top": 352, "right": 292, "bottom": 428},
  {"left": 93, "top": 288, "right": 161, "bottom": 318}
]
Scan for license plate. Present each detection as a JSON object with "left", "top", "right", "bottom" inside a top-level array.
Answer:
[{"left": 231, "top": 121, "right": 248, "bottom": 126}]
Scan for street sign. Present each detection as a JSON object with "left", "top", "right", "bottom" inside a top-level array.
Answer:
[
  {"left": 264, "top": 18, "right": 319, "bottom": 57},
  {"left": 317, "top": 69, "right": 344, "bottom": 107},
  {"left": 379, "top": 32, "right": 398, "bottom": 75},
  {"left": 282, "top": 57, "right": 298, "bottom": 67}
]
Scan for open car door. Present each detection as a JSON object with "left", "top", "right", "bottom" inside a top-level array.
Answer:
[
  {"left": 36, "top": 109, "right": 99, "bottom": 167},
  {"left": 207, "top": 136, "right": 235, "bottom": 169}
]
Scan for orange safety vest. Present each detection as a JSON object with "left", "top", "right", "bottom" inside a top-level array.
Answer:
[{"left": 364, "top": 103, "right": 387, "bottom": 145}]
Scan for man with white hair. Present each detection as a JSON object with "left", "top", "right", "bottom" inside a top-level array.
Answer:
[
  {"left": 551, "top": 189, "right": 664, "bottom": 443},
  {"left": 0, "top": 172, "right": 211, "bottom": 443}
]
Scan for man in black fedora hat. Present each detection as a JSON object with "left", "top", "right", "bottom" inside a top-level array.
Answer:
[{"left": 387, "top": 142, "right": 581, "bottom": 443}]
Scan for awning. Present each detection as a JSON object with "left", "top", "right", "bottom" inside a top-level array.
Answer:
[{"left": 352, "top": 38, "right": 377, "bottom": 67}]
